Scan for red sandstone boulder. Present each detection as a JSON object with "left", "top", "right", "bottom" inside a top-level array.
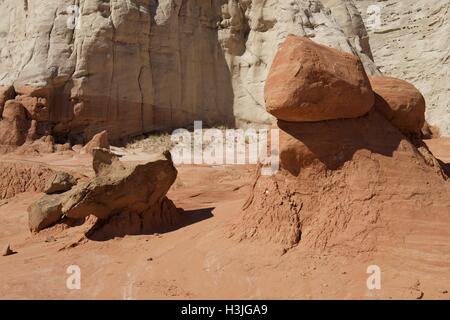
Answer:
[
  {"left": 369, "top": 76, "right": 426, "bottom": 134},
  {"left": 44, "top": 172, "right": 77, "bottom": 194},
  {"left": 92, "top": 148, "right": 120, "bottom": 176},
  {"left": 62, "top": 151, "right": 178, "bottom": 221},
  {"left": 265, "top": 35, "right": 374, "bottom": 122}
]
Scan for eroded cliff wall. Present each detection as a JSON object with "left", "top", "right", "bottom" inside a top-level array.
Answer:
[{"left": 0, "top": 0, "right": 378, "bottom": 143}]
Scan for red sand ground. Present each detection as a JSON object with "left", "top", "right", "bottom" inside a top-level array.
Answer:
[{"left": 0, "top": 139, "right": 449, "bottom": 299}]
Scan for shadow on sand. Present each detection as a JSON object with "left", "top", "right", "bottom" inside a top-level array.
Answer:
[{"left": 85, "top": 207, "right": 215, "bottom": 242}]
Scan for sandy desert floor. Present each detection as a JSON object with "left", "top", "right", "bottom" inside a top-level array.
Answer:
[{"left": 0, "top": 138, "right": 449, "bottom": 300}]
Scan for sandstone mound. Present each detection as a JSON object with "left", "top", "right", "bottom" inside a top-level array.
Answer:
[
  {"left": 370, "top": 76, "right": 426, "bottom": 134},
  {"left": 264, "top": 35, "right": 374, "bottom": 122},
  {"left": 235, "top": 37, "right": 450, "bottom": 252},
  {"left": 28, "top": 151, "right": 182, "bottom": 238},
  {"left": 0, "top": 161, "right": 57, "bottom": 200}
]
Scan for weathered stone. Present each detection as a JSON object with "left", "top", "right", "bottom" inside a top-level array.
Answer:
[
  {"left": 81, "top": 131, "right": 109, "bottom": 155},
  {"left": 28, "top": 152, "right": 180, "bottom": 233},
  {"left": 355, "top": 0, "right": 450, "bottom": 136},
  {"left": 321, "top": 0, "right": 380, "bottom": 75},
  {"left": 44, "top": 172, "right": 77, "bottom": 194},
  {"left": 92, "top": 148, "right": 120, "bottom": 176},
  {"left": 55, "top": 143, "right": 72, "bottom": 153},
  {"left": 62, "top": 152, "right": 177, "bottom": 220},
  {"left": 0, "top": 161, "right": 56, "bottom": 200},
  {"left": 14, "top": 135, "right": 55, "bottom": 155},
  {"left": 27, "top": 194, "right": 64, "bottom": 232},
  {"left": 14, "top": 95, "right": 49, "bottom": 122},
  {"left": 0, "top": 0, "right": 380, "bottom": 142},
  {"left": 273, "top": 110, "right": 404, "bottom": 175}
]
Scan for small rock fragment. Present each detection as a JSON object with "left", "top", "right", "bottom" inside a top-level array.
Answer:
[
  {"left": 2, "top": 244, "right": 17, "bottom": 256},
  {"left": 45, "top": 236, "right": 56, "bottom": 243}
]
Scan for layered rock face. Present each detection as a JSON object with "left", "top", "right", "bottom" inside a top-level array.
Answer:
[
  {"left": 265, "top": 35, "right": 374, "bottom": 122},
  {"left": 320, "top": 0, "right": 379, "bottom": 75},
  {"left": 28, "top": 150, "right": 181, "bottom": 235},
  {"left": 0, "top": 0, "right": 378, "bottom": 145},
  {"left": 355, "top": 0, "right": 450, "bottom": 136},
  {"left": 0, "top": 0, "right": 233, "bottom": 143}
]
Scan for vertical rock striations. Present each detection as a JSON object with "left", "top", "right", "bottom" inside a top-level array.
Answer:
[
  {"left": 354, "top": 0, "right": 450, "bottom": 136},
  {"left": 0, "top": 0, "right": 379, "bottom": 145}
]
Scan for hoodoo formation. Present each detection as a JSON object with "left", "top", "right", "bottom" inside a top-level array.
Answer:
[{"left": 236, "top": 35, "right": 450, "bottom": 252}]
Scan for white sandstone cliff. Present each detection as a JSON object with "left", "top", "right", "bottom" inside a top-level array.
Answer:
[
  {"left": 355, "top": 0, "right": 450, "bottom": 136},
  {"left": 0, "top": 0, "right": 378, "bottom": 143}
]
